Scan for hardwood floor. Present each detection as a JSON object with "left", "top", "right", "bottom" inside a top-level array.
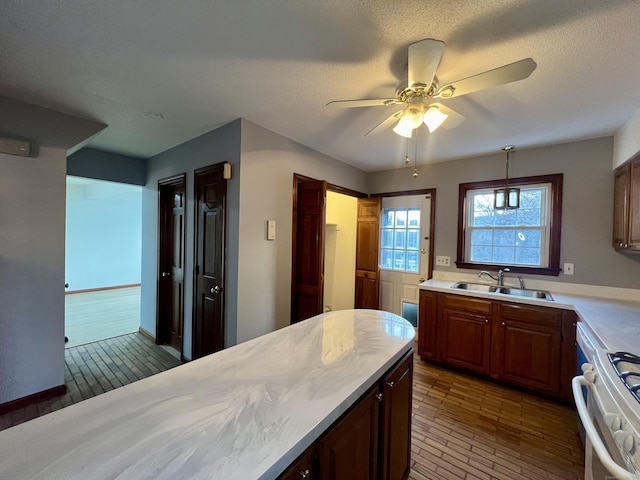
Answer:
[
  {"left": 0, "top": 333, "right": 180, "bottom": 432},
  {"left": 409, "top": 356, "right": 584, "bottom": 480},
  {"left": 65, "top": 286, "right": 140, "bottom": 348},
  {"left": 1, "top": 335, "right": 584, "bottom": 479}
]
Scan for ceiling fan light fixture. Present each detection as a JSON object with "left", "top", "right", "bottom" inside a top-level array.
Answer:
[
  {"left": 423, "top": 106, "right": 448, "bottom": 133},
  {"left": 393, "top": 105, "right": 423, "bottom": 137}
]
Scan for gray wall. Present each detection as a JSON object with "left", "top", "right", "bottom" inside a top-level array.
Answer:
[
  {"left": 141, "top": 120, "right": 242, "bottom": 359},
  {"left": 236, "top": 120, "right": 368, "bottom": 342},
  {"left": 368, "top": 136, "right": 640, "bottom": 289},
  {"left": 0, "top": 147, "right": 66, "bottom": 404},
  {"left": 68, "top": 148, "right": 147, "bottom": 186}
]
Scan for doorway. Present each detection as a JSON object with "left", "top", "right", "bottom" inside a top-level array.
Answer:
[
  {"left": 157, "top": 174, "right": 186, "bottom": 357},
  {"left": 192, "top": 163, "right": 227, "bottom": 359},
  {"left": 378, "top": 193, "right": 433, "bottom": 326},
  {"left": 65, "top": 176, "right": 142, "bottom": 348}
]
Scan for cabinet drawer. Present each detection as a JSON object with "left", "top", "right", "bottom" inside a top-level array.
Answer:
[
  {"left": 440, "top": 293, "right": 492, "bottom": 314},
  {"left": 499, "top": 302, "right": 561, "bottom": 327}
]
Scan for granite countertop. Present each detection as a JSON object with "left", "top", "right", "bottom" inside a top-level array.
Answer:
[
  {"left": 0, "top": 309, "right": 415, "bottom": 480},
  {"left": 419, "top": 279, "right": 640, "bottom": 353}
]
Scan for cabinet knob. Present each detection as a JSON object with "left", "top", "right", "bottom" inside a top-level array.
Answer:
[
  {"left": 501, "top": 321, "right": 506, "bottom": 327},
  {"left": 375, "top": 393, "right": 383, "bottom": 402},
  {"left": 485, "top": 319, "right": 489, "bottom": 324},
  {"left": 386, "top": 381, "right": 395, "bottom": 388},
  {"left": 299, "top": 469, "right": 310, "bottom": 479}
]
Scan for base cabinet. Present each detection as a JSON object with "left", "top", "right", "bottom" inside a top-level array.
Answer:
[
  {"left": 419, "top": 290, "right": 576, "bottom": 401},
  {"left": 278, "top": 350, "right": 413, "bottom": 480}
]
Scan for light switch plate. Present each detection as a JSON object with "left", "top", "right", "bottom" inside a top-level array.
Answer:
[{"left": 267, "top": 220, "right": 276, "bottom": 240}]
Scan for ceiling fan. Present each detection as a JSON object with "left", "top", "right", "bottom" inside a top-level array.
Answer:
[{"left": 326, "top": 38, "right": 537, "bottom": 138}]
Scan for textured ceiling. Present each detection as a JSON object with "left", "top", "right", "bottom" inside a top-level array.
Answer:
[{"left": 2, "top": 0, "right": 640, "bottom": 171}]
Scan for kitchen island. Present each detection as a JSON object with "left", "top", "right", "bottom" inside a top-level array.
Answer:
[{"left": 0, "top": 309, "right": 415, "bottom": 480}]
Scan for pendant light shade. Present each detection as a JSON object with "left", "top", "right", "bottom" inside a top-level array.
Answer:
[{"left": 494, "top": 145, "right": 520, "bottom": 209}]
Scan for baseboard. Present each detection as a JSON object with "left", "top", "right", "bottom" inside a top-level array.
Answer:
[
  {"left": 0, "top": 384, "right": 67, "bottom": 415},
  {"left": 138, "top": 326, "right": 156, "bottom": 342},
  {"left": 66, "top": 283, "right": 141, "bottom": 295}
]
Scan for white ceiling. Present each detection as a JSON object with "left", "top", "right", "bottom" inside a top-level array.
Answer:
[{"left": 2, "top": 1, "right": 640, "bottom": 172}]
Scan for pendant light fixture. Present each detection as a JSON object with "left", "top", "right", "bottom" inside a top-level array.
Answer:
[{"left": 494, "top": 145, "right": 519, "bottom": 209}]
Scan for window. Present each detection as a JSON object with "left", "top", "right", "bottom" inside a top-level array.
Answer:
[
  {"left": 380, "top": 207, "right": 420, "bottom": 273},
  {"left": 457, "top": 174, "right": 563, "bottom": 275}
]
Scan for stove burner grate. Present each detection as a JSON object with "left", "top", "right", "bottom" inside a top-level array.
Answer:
[{"left": 608, "top": 351, "right": 640, "bottom": 404}]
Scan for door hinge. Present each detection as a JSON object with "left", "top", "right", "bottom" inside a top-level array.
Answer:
[{"left": 195, "top": 264, "right": 199, "bottom": 275}]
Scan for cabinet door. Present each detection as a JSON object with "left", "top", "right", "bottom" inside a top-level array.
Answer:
[
  {"left": 380, "top": 351, "right": 413, "bottom": 480},
  {"left": 317, "top": 387, "right": 379, "bottom": 480},
  {"left": 418, "top": 290, "right": 437, "bottom": 360},
  {"left": 629, "top": 159, "right": 640, "bottom": 250},
  {"left": 439, "top": 307, "right": 491, "bottom": 375},
  {"left": 493, "top": 303, "right": 562, "bottom": 395},
  {"left": 613, "top": 163, "right": 630, "bottom": 248},
  {"left": 278, "top": 447, "right": 315, "bottom": 480}
]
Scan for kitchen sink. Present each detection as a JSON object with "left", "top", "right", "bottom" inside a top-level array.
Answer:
[
  {"left": 451, "top": 282, "right": 499, "bottom": 293},
  {"left": 451, "top": 282, "right": 554, "bottom": 301}
]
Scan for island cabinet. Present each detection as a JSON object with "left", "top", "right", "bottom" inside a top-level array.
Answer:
[
  {"left": 419, "top": 290, "right": 577, "bottom": 402},
  {"left": 613, "top": 156, "right": 640, "bottom": 252},
  {"left": 278, "top": 350, "right": 413, "bottom": 480}
]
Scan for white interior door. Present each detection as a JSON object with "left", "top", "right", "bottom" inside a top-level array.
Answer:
[{"left": 379, "top": 195, "right": 431, "bottom": 325}]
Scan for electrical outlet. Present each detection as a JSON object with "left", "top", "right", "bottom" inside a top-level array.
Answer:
[
  {"left": 563, "top": 263, "right": 574, "bottom": 275},
  {"left": 435, "top": 256, "right": 451, "bottom": 267}
]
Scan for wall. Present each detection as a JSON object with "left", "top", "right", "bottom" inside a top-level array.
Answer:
[
  {"left": 141, "top": 120, "right": 241, "bottom": 359},
  {"left": 236, "top": 120, "right": 368, "bottom": 343},
  {"left": 66, "top": 178, "right": 142, "bottom": 291},
  {"left": 0, "top": 147, "right": 66, "bottom": 404},
  {"left": 324, "top": 191, "right": 357, "bottom": 312},
  {"left": 368, "top": 137, "right": 640, "bottom": 289},
  {"left": 68, "top": 148, "right": 147, "bottom": 186}
]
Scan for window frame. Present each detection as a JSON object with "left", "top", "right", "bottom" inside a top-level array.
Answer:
[
  {"left": 379, "top": 205, "right": 422, "bottom": 274},
  {"left": 456, "top": 173, "right": 563, "bottom": 276}
]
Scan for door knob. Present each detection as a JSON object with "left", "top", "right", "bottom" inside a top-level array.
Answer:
[
  {"left": 211, "top": 285, "right": 221, "bottom": 294},
  {"left": 162, "top": 272, "right": 171, "bottom": 277},
  {"left": 420, "top": 248, "right": 427, "bottom": 254}
]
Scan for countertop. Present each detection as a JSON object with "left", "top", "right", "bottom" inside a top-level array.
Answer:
[
  {"left": 0, "top": 309, "right": 415, "bottom": 480},
  {"left": 419, "top": 279, "right": 640, "bottom": 353}
]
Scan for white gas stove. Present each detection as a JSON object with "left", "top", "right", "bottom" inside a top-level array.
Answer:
[{"left": 573, "top": 346, "right": 640, "bottom": 479}]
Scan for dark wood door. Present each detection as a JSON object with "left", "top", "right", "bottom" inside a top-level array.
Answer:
[
  {"left": 493, "top": 303, "right": 562, "bottom": 395},
  {"left": 379, "top": 350, "right": 413, "bottom": 480},
  {"left": 193, "top": 164, "right": 226, "bottom": 359},
  {"left": 418, "top": 290, "right": 437, "bottom": 360},
  {"left": 157, "top": 174, "right": 186, "bottom": 354},
  {"left": 317, "top": 386, "right": 379, "bottom": 480},
  {"left": 355, "top": 197, "right": 380, "bottom": 309},
  {"left": 291, "top": 179, "right": 326, "bottom": 323},
  {"left": 613, "top": 163, "right": 630, "bottom": 248}
]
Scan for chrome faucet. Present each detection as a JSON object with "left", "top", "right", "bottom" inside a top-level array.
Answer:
[{"left": 478, "top": 268, "right": 510, "bottom": 286}]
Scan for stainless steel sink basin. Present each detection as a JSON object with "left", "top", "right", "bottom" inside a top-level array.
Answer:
[
  {"left": 451, "top": 282, "right": 553, "bottom": 301},
  {"left": 451, "top": 282, "right": 498, "bottom": 293},
  {"left": 497, "top": 287, "right": 554, "bottom": 300}
]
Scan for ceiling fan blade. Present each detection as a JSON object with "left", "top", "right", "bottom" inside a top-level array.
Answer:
[
  {"left": 326, "top": 98, "right": 401, "bottom": 108},
  {"left": 365, "top": 111, "right": 404, "bottom": 136},
  {"left": 436, "top": 58, "right": 537, "bottom": 99},
  {"left": 408, "top": 38, "right": 445, "bottom": 88},
  {"left": 428, "top": 103, "right": 466, "bottom": 129}
]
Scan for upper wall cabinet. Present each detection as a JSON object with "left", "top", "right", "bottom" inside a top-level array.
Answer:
[{"left": 613, "top": 156, "right": 640, "bottom": 252}]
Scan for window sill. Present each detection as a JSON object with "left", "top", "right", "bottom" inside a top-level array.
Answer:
[{"left": 454, "top": 262, "right": 561, "bottom": 276}]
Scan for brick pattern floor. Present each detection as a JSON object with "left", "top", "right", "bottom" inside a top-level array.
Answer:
[
  {"left": 408, "top": 355, "right": 585, "bottom": 480},
  {"left": 0, "top": 333, "right": 181, "bottom": 432}
]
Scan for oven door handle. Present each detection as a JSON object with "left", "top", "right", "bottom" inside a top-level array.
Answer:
[{"left": 572, "top": 375, "right": 639, "bottom": 480}]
